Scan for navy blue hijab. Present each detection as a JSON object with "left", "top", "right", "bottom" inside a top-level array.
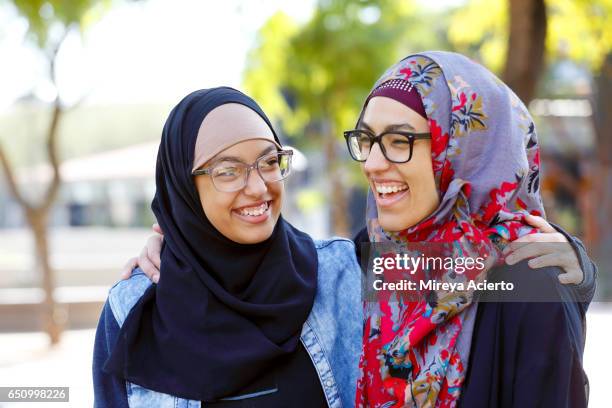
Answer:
[{"left": 104, "top": 87, "right": 318, "bottom": 401}]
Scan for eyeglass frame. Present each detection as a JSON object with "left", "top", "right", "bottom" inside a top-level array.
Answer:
[
  {"left": 343, "top": 129, "right": 432, "bottom": 163},
  {"left": 191, "top": 149, "right": 293, "bottom": 192}
]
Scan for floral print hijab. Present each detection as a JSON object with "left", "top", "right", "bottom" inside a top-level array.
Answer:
[{"left": 356, "top": 52, "right": 545, "bottom": 407}]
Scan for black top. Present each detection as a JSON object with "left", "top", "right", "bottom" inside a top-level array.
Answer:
[
  {"left": 458, "top": 260, "right": 589, "bottom": 407},
  {"left": 201, "top": 342, "right": 327, "bottom": 408}
]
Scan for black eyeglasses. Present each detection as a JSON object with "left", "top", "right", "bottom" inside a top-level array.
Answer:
[
  {"left": 192, "top": 150, "right": 293, "bottom": 192},
  {"left": 343, "top": 129, "right": 431, "bottom": 163}
]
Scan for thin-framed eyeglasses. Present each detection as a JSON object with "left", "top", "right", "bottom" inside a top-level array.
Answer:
[
  {"left": 192, "top": 150, "right": 293, "bottom": 192},
  {"left": 343, "top": 129, "right": 431, "bottom": 163}
]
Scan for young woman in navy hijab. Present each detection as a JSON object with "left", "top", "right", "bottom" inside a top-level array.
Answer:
[{"left": 93, "top": 87, "right": 361, "bottom": 407}]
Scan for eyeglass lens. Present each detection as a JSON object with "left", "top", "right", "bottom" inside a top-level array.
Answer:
[{"left": 210, "top": 152, "right": 292, "bottom": 192}]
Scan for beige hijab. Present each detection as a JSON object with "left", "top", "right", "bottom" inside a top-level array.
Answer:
[{"left": 192, "top": 103, "right": 281, "bottom": 171}]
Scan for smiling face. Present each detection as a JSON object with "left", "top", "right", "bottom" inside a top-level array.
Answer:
[
  {"left": 194, "top": 139, "right": 284, "bottom": 244},
  {"left": 361, "top": 96, "right": 440, "bottom": 232}
]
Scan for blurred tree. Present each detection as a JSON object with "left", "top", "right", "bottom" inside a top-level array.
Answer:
[
  {"left": 544, "top": 1, "right": 611, "bottom": 250},
  {"left": 245, "top": 0, "right": 426, "bottom": 236},
  {"left": 504, "top": 0, "right": 547, "bottom": 103},
  {"left": 243, "top": 12, "right": 299, "bottom": 134},
  {"left": 449, "top": 0, "right": 612, "bottom": 249},
  {"left": 0, "top": 0, "right": 114, "bottom": 344},
  {"left": 448, "top": 0, "right": 548, "bottom": 102},
  {"left": 591, "top": 52, "right": 612, "bottom": 251},
  {"left": 448, "top": 0, "right": 612, "bottom": 102},
  {"left": 448, "top": 0, "right": 544, "bottom": 103}
]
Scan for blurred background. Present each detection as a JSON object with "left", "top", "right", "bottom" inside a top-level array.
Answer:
[{"left": 0, "top": 0, "right": 610, "bottom": 406}]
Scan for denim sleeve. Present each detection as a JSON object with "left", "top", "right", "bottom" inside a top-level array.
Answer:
[
  {"left": 551, "top": 223, "right": 597, "bottom": 306},
  {"left": 352, "top": 226, "right": 368, "bottom": 268},
  {"left": 93, "top": 301, "right": 129, "bottom": 408}
]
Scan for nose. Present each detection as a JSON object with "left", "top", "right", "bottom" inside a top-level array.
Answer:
[
  {"left": 242, "top": 168, "right": 268, "bottom": 197},
  {"left": 363, "top": 143, "right": 390, "bottom": 174}
]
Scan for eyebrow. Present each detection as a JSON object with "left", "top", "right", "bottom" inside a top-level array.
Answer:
[
  {"left": 213, "top": 144, "right": 278, "bottom": 163},
  {"left": 359, "top": 121, "right": 416, "bottom": 132}
]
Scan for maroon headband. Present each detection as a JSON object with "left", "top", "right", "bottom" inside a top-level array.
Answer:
[{"left": 365, "top": 79, "right": 427, "bottom": 119}]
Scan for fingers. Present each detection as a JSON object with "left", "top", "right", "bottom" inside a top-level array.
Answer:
[
  {"left": 503, "top": 231, "right": 567, "bottom": 256},
  {"left": 502, "top": 234, "right": 537, "bottom": 255},
  {"left": 505, "top": 241, "right": 567, "bottom": 265},
  {"left": 528, "top": 253, "right": 583, "bottom": 285},
  {"left": 120, "top": 257, "right": 138, "bottom": 280},
  {"left": 545, "top": 246, "right": 583, "bottom": 284},
  {"left": 511, "top": 232, "right": 566, "bottom": 244},
  {"left": 526, "top": 253, "right": 582, "bottom": 284},
  {"left": 152, "top": 223, "right": 164, "bottom": 235},
  {"left": 512, "top": 246, "right": 584, "bottom": 285},
  {"left": 147, "top": 235, "right": 163, "bottom": 269},
  {"left": 526, "top": 251, "right": 567, "bottom": 268},
  {"left": 502, "top": 220, "right": 585, "bottom": 285},
  {"left": 506, "top": 240, "right": 575, "bottom": 266},
  {"left": 524, "top": 214, "right": 556, "bottom": 233},
  {"left": 558, "top": 269, "right": 583, "bottom": 285},
  {"left": 138, "top": 242, "right": 160, "bottom": 284}
]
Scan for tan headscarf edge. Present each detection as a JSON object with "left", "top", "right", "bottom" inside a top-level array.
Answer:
[{"left": 192, "top": 103, "right": 281, "bottom": 171}]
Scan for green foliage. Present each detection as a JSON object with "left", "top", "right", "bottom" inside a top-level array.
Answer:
[
  {"left": 448, "top": 0, "right": 612, "bottom": 74},
  {"left": 283, "top": 0, "right": 409, "bottom": 134},
  {"left": 244, "top": 0, "right": 424, "bottom": 143},
  {"left": 0, "top": 0, "right": 131, "bottom": 167},
  {"left": 10, "top": 0, "right": 112, "bottom": 48},
  {"left": 547, "top": 0, "right": 612, "bottom": 70},
  {"left": 296, "top": 188, "right": 326, "bottom": 214},
  {"left": 447, "top": 0, "right": 507, "bottom": 73},
  {"left": 243, "top": 12, "right": 299, "bottom": 131}
]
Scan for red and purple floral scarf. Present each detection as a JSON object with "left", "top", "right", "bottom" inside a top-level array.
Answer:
[{"left": 356, "top": 52, "right": 546, "bottom": 408}]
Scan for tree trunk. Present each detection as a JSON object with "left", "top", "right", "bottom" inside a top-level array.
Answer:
[
  {"left": 26, "top": 209, "right": 64, "bottom": 345},
  {"left": 590, "top": 53, "right": 612, "bottom": 273},
  {"left": 0, "top": 98, "right": 63, "bottom": 345},
  {"left": 323, "top": 121, "right": 350, "bottom": 237},
  {"left": 0, "top": 24, "right": 68, "bottom": 346},
  {"left": 503, "top": 0, "right": 547, "bottom": 103}
]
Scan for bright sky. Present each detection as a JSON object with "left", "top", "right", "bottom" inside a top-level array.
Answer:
[{"left": 0, "top": 0, "right": 465, "bottom": 110}]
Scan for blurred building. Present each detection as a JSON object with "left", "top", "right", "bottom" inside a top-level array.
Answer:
[
  {"left": 0, "top": 141, "right": 315, "bottom": 230},
  {"left": 0, "top": 142, "right": 159, "bottom": 229},
  {"left": 528, "top": 59, "right": 599, "bottom": 240}
]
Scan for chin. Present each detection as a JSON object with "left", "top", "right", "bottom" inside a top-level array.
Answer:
[
  {"left": 234, "top": 223, "right": 276, "bottom": 244},
  {"left": 378, "top": 216, "right": 403, "bottom": 232},
  {"left": 377, "top": 212, "right": 418, "bottom": 233},
  {"left": 234, "top": 231, "right": 272, "bottom": 245}
]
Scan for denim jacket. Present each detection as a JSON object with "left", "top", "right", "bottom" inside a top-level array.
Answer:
[{"left": 93, "top": 238, "right": 362, "bottom": 408}]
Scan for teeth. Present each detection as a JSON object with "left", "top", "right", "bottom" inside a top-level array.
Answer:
[
  {"left": 374, "top": 183, "right": 408, "bottom": 195},
  {"left": 237, "top": 202, "right": 268, "bottom": 216}
]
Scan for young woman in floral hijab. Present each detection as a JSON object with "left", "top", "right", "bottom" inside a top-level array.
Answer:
[{"left": 353, "top": 51, "right": 590, "bottom": 407}]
